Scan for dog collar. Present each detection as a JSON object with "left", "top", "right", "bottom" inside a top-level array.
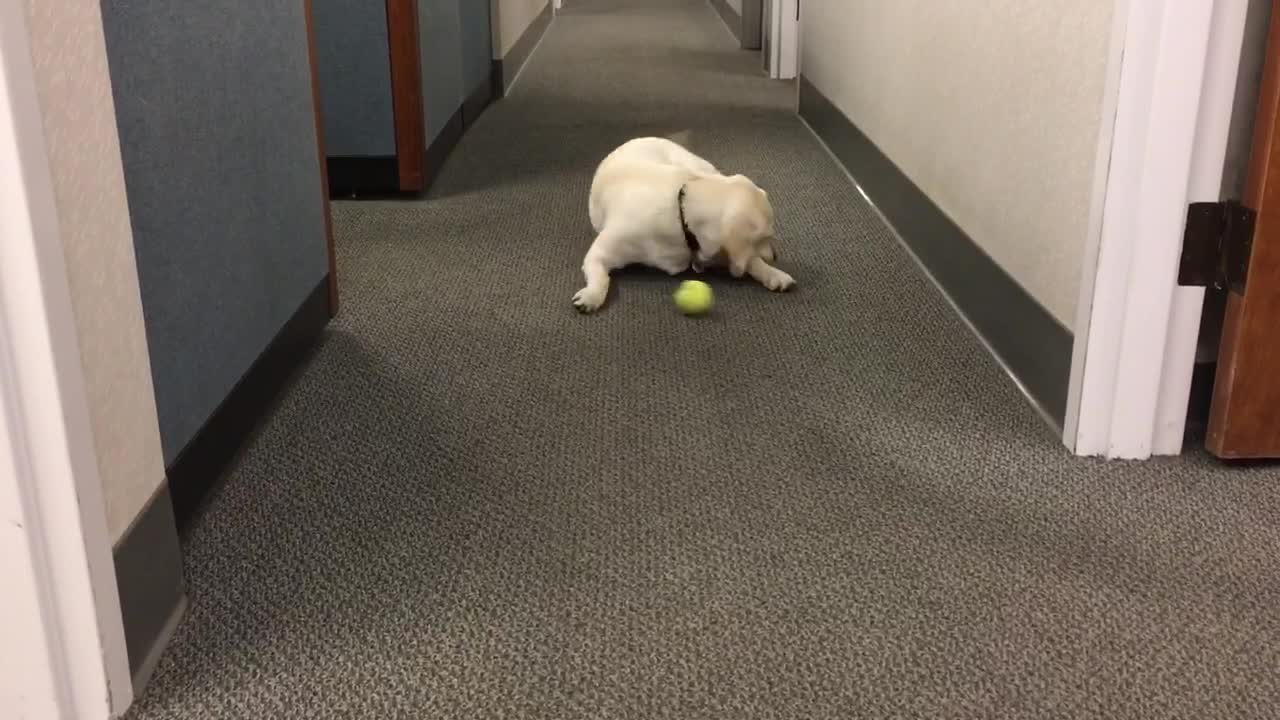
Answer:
[{"left": 677, "top": 185, "right": 700, "bottom": 254}]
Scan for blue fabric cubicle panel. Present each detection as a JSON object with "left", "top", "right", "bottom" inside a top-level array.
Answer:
[
  {"left": 459, "top": 0, "right": 494, "bottom": 95},
  {"left": 312, "top": 0, "right": 398, "bottom": 157},
  {"left": 100, "top": 1, "right": 330, "bottom": 464}
]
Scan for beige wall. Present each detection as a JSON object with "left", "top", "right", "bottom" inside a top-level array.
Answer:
[
  {"left": 23, "top": 0, "right": 166, "bottom": 543},
  {"left": 801, "top": 1, "right": 1116, "bottom": 328},
  {"left": 490, "top": 0, "right": 550, "bottom": 57}
]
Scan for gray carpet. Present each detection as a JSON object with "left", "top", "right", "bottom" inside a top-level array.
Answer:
[{"left": 130, "top": 1, "right": 1280, "bottom": 717}]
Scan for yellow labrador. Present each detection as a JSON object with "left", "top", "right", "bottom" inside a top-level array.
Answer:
[{"left": 574, "top": 137, "right": 795, "bottom": 313}]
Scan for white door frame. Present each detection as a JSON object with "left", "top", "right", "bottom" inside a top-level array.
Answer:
[
  {"left": 765, "top": 0, "right": 799, "bottom": 80},
  {"left": 0, "top": 3, "right": 133, "bottom": 718},
  {"left": 1066, "top": 0, "right": 1251, "bottom": 459}
]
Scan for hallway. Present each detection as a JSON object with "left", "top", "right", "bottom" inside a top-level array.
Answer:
[{"left": 129, "top": 2, "right": 1280, "bottom": 717}]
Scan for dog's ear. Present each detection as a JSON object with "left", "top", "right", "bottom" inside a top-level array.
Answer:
[{"left": 721, "top": 216, "right": 755, "bottom": 278}]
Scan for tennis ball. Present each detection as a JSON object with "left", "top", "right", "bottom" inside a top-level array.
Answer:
[{"left": 673, "top": 280, "right": 713, "bottom": 316}]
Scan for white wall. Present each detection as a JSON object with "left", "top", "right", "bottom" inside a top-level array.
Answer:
[
  {"left": 3, "top": 2, "right": 134, "bottom": 714},
  {"left": 23, "top": 0, "right": 166, "bottom": 543},
  {"left": 801, "top": 1, "right": 1116, "bottom": 328},
  {"left": 490, "top": 0, "right": 549, "bottom": 57}
]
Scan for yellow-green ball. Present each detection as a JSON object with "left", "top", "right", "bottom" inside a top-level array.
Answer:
[{"left": 673, "top": 280, "right": 713, "bottom": 316}]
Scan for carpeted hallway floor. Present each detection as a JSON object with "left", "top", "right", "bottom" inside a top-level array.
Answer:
[{"left": 129, "top": 1, "right": 1280, "bottom": 718}]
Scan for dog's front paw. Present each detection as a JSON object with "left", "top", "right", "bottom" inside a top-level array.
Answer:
[
  {"left": 764, "top": 269, "right": 796, "bottom": 292},
  {"left": 572, "top": 286, "right": 607, "bottom": 313}
]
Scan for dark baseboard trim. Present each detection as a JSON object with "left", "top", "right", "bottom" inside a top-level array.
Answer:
[
  {"left": 709, "top": 0, "right": 760, "bottom": 49},
  {"left": 327, "top": 156, "right": 400, "bottom": 197},
  {"left": 462, "top": 76, "right": 495, "bottom": 128},
  {"left": 490, "top": 59, "right": 505, "bottom": 100},
  {"left": 797, "top": 76, "right": 1072, "bottom": 429},
  {"left": 709, "top": 0, "right": 742, "bottom": 43},
  {"left": 496, "top": 2, "right": 553, "bottom": 93},
  {"left": 740, "top": 0, "right": 762, "bottom": 50},
  {"left": 423, "top": 105, "right": 465, "bottom": 193},
  {"left": 167, "top": 277, "right": 331, "bottom": 528},
  {"left": 113, "top": 483, "right": 185, "bottom": 693}
]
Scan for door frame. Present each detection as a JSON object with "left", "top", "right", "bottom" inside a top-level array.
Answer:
[
  {"left": 764, "top": 0, "right": 798, "bottom": 80},
  {"left": 0, "top": 2, "right": 133, "bottom": 716},
  {"left": 1066, "top": 0, "right": 1251, "bottom": 458}
]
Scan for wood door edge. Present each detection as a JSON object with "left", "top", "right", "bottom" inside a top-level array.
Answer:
[
  {"left": 303, "top": 0, "right": 339, "bottom": 316},
  {"left": 386, "top": 0, "right": 425, "bottom": 192},
  {"left": 1204, "top": 1, "right": 1280, "bottom": 456}
]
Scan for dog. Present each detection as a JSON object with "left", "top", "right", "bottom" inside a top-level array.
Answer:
[{"left": 573, "top": 137, "right": 795, "bottom": 313}]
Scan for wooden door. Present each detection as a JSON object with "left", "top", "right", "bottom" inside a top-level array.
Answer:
[{"left": 1207, "top": 3, "right": 1280, "bottom": 457}]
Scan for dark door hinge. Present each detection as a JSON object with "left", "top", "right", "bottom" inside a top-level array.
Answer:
[{"left": 1178, "top": 200, "right": 1255, "bottom": 294}]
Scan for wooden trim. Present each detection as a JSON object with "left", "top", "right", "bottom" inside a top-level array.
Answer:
[
  {"left": 304, "top": 0, "right": 339, "bottom": 316},
  {"left": 385, "top": 0, "right": 425, "bottom": 191}
]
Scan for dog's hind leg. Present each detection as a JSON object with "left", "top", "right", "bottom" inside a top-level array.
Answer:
[{"left": 572, "top": 235, "right": 618, "bottom": 313}]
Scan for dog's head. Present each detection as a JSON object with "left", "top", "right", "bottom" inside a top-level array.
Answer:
[{"left": 717, "top": 175, "right": 778, "bottom": 277}]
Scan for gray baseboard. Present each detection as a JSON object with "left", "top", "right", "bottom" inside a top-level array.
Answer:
[
  {"left": 493, "top": 2, "right": 553, "bottom": 95},
  {"left": 797, "top": 76, "right": 1072, "bottom": 429},
  {"left": 113, "top": 483, "right": 186, "bottom": 694},
  {"left": 709, "top": 0, "right": 741, "bottom": 43},
  {"left": 740, "top": 0, "right": 762, "bottom": 51},
  {"left": 709, "top": 0, "right": 762, "bottom": 50}
]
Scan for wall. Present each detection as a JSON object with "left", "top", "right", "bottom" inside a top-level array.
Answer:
[
  {"left": 100, "top": 2, "right": 330, "bottom": 465},
  {"left": 314, "top": 0, "right": 490, "bottom": 155},
  {"left": 421, "top": 0, "right": 465, "bottom": 141},
  {"left": 460, "top": 0, "right": 494, "bottom": 95},
  {"left": 22, "top": 0, "right": 165, "bottom": 543},
  {"left": 313, "top": 0, "right": 397, "bottom": 157},
  {"left": 490, "top": 0, "right": 549, "bottom": 57},
  {"left": 800, "top": 0, "right": 1116, "bottom": 328}
]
